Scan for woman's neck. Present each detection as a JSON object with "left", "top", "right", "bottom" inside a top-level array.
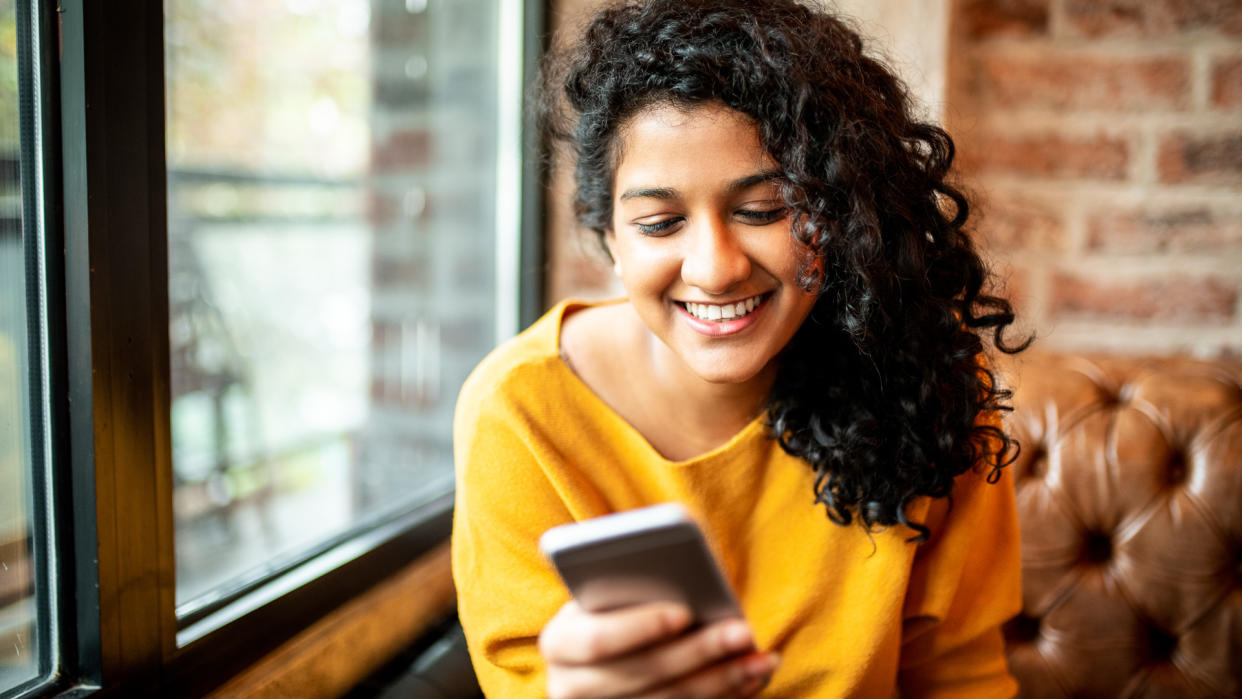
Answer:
[
  {"left": 643, "top": 326, "right": 776, "bottom": 431},
  {"left": 559, "top": 301, "right": 775, "bottom": 461}
]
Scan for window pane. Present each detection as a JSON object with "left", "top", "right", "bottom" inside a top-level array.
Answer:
[
  {"left": 1, "top": 0, "right": 43, "bottom": 690},
  {"left": 165, "top": 0, "right": 503, "bottom": 610}
]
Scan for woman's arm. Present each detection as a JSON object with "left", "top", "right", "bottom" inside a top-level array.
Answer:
[
  {"left": 896, "top": 461, "right": 1023, "bottom": 698},
  {"left": 452, "top": 374, "right": 574, "bottom": 696}
]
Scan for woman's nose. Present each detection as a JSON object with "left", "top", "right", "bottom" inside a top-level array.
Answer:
[{"left": 680, "top": 216, "right": 751, "bottom": 295}]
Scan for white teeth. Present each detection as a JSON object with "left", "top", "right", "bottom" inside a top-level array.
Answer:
[{"left": 684, "top": 294, "right": 765, "bottom": 322}]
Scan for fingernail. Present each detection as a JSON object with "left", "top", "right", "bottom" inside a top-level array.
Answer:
[
  {"left": 744, "top": 652, "right": 779, "bottom": 678},
  {"left": 664, "top": 606, "right": 692, "bottom": 630},
  {"left": 722, "top": 621, "right": 753, "bottom": 652},
  {"left": 739, "top": 675, "right": 765, "bottom": 694}
]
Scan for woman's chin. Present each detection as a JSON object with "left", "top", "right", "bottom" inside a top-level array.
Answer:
[{"left": 679, "top": 352, "right": 774, "bottom": 388}]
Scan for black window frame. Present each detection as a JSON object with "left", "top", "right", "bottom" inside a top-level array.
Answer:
[{"left": 6, "top": 0, "right": 546, "bottom": 696}]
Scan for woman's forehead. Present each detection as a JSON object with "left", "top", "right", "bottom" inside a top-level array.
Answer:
[{"left": 612, "top": 102, "right": 779, "bottom": 192}]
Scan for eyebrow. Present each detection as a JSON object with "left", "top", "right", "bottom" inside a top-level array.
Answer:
[{"left": 617, "top": 170, "right": 784, "bottom": 201}]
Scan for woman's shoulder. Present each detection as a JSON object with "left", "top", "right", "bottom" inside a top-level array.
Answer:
[
  {"left": 559, "top": 299, "right": 636, "bottom": 375},
  {"left": 457, "top": 302, "right": 567, "bottom": 414},
  {"left": 456, "top": 298, "right": 629, "bottom": 423}
]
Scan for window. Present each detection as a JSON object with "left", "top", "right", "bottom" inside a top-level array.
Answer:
[
  {"left": 163, "top": 0, "right": 515, "bottom": 627},
  {"left": 1, "top": 0, "right": 59, "bottom": 695},
  {"left": 2, "top": 0, "right": 542, "bottom": 695}
]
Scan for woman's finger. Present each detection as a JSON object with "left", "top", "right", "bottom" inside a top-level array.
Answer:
[
  {"left": 643, "top": 652, "right": 780, "bottom": 699},
  {"left": 547, "top": 618, "right": 763, "bottom": 699},
  {"left": 539, "top": 600, "right": 693, "bottom": 665}
]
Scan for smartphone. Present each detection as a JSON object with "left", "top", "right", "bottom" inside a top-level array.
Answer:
[{"left": 539, "top": 503, "right": 745, "bottom": 626}]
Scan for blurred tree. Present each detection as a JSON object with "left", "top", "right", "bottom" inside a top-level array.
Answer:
[{"left": 165, "top": 0, "right": 371, "bottom": 177}]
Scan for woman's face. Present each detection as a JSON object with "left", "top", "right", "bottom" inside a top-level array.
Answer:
[{"left": 606, "top": 101, "right": 819, "bottom": 386}]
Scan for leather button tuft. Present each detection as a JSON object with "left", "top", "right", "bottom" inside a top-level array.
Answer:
[
  {"left": 1025, "top": 444, "right": 1047, "bottom": 479},
  {"left": 1146, "top": 626, "right": 1177, "bottom": 662},
  {"left": 1083, "top": 532, "right": 1112, "bottom": 564},
  {"left": 1098, "top": 383, "right": 1134, "bottom": 407},
  {"left": 1004, "top": 612, "right": 1041, "bottom": 643},
  {"left": 1116, "top": 383, "right": 1135, "bottom": 404},
  {"left": 1164, "top": 450, "right": 1187, "bottom": 486}
]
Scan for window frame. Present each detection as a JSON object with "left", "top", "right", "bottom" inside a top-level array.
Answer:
[
  {"left": 5, "top": 0, "right": 84, "bottom": 695},
  {"left": 18, "top": 0, "right": 547, "bottom": 695}
]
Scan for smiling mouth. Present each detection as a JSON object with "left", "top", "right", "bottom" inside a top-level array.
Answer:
[{"left": 679, "top": 293, "right": 770, "bottom": 322}]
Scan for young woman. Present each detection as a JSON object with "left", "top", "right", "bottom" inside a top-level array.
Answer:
[{"left": 452, "top": 1, "right": 1029, "bottom": 696}]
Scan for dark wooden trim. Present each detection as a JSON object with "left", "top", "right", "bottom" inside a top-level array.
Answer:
[
  {"left": 206, "top": 544, "right": 455, "bottom": 699},
  {"left": 59, "top": 0, "right": 176, "bottom": 688},
  {"left": 56, "top": 0, "right": 105, "bottom": 690},
  {"left": 520, "top": 0, "right": 549, "bottom": 330},
  {"left": 163, "top": 498, "right": 452, "bottom": 697}
]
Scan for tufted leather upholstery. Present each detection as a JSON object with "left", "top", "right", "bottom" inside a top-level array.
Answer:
[{"left": 997, "top": 354, "right": 1242, "bottom": 698}]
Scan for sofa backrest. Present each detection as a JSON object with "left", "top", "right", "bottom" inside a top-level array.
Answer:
[{"left": 999, "top": 354, "right": 1242, "bottom": 697}]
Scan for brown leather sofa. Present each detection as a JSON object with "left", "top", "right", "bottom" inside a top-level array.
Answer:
[{"left": 999, "top": 354, "right": 1242, "bottom": 698}]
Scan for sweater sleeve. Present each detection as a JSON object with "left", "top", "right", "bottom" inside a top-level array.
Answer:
[
  {"left": 896, "top": 457, "right": 1023, "bottom": 699},
  {"left": 451, "top": 369, "right": 574, "bottom": 698}
]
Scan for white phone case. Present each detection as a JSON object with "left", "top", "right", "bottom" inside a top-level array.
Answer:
[{"left": 539, "top": 503, "right": 745, "bottom": 626}]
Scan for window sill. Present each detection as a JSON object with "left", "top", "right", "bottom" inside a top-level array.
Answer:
[{"left": 206, "top": 541, "right": 455, "bottom": 698}]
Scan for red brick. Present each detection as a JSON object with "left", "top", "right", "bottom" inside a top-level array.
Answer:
[
  {"left": 373, "top": 4, "right": 429, "bottom": 44},
  {"left": 371, "top": 321, "right": 397, "bottom": 352},
  {"left": 959, "top": 133, "right": 1129, "bottom": 179},
  {"left": 1211, "top": 57, "right": 1242, "bottom": 109},
  {"left": 1049, "top": 274, "right": 1238, "bottom": 321},
  {"left": 975, "top": 55, "right": 1189, "bottom": 111},
  {"left": 979, "top": 198, "right": 1068, "bottom": 251},
  {"left": 1087, "top": 208, "right": 1242, "bottom": 253},
  {"left": 373, "top": 255, "right": 430, "bottom": 289},
  {"left": 371, "top": 128, "right": 431, "bottom": 172},
  {"left": 1064, "top": 0, "right": 1242, "bottom": 37},
  {"left": 1157, "top": 132, "right": 1242, "bottom": 183},
  {"left": 566, "top": 253, "right": 616, "bottom": 295},
  {"left": 959, "top": 0, "right": 1050, "bottom": 39},
  {"left": 366, "top": 192, "right": 400, "bottom": 227},
  {"left": 370, "top": 376, "right": 391, "bottom": 404}
]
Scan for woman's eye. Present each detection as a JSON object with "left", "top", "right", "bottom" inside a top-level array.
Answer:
[
  {"left": 634, "top": 217, "right": 683, "bottom": 236},
  {"left": 736, "top": 207, "right": 787, "bottom": 225}
]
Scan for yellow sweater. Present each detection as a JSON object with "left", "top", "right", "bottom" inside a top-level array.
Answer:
[{"left": 452, "top": 300, "right": 1021, "bottom": 698}]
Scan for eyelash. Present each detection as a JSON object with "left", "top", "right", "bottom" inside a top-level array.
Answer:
[
  {"left": 635, "top": 218, "right": 681, "bottom": 236},
  {"left": 634, "top": 208, "right": 787, "bottom": 236},
  {"left": 737, "top": 207, "right": 787, "bottom": 224}
]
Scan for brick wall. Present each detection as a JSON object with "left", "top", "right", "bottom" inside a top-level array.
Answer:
[
  {"left": 361, "top": 0, "right": 500, "bottom": 508},
  {"left": 949, "top": 0, "right": 1242, "bottom": 357}
]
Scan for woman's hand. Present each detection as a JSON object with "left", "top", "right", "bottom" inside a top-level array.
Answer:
[{"left": 539, "top": 600, "right": 780, "bottom": 699}]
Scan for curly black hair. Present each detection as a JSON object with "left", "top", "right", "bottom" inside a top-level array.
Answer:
[{"left": 540, "top": 0, "right": 1030, "bottom": 541}]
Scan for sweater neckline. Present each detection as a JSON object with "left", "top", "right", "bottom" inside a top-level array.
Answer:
[{"left": 546, "top": 298, "right": 769, "bottom": 468}]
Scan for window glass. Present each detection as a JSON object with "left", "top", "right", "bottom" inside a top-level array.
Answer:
[
  {"left": 165, "top": 0, "right": 502, "bottom": 610},
  {"left": 1, "top": 0, "right": 42, "bottom": 690}
]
